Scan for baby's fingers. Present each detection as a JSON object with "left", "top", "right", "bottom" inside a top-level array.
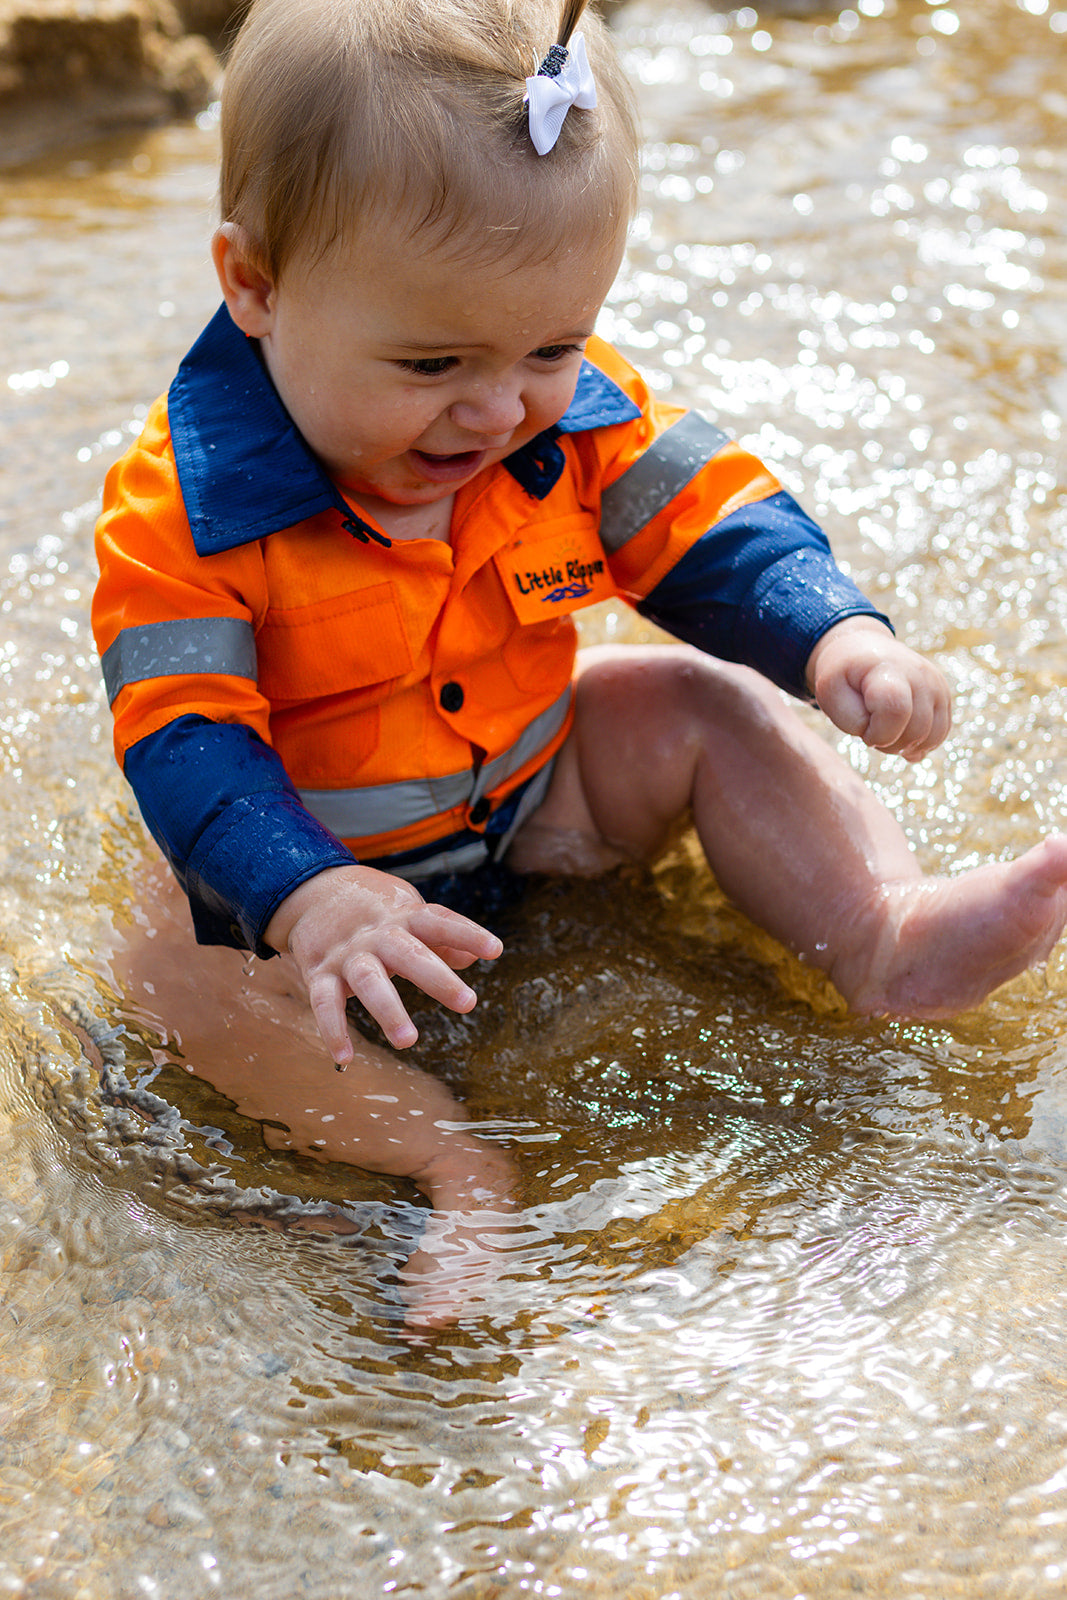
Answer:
[
  {"left": 435, "top": 946, "right": 481, "bottom": 971},
  {"left": 306, "top": 951, "right": 425, "bottom": 1056},
  {"left": 897, "top": 677, "right": 951, "bottom": 759},
  {"left": 863, "top": 668, "right": 921, "bottom": 755},
  {"left": 306, "top": 970, "right": 361, "bottom": 1064},
  {"left": 346, "top": 932, "right": 481, "bottom": 1048},
  {"left": 863, "top": 668, "right": 949, "bottom": 759},
  {"left": 914, "top": 692, "right": 951, "bottom": 757},
  {"left": 815, "top": 676, "right": 875, "bottom": 741},
  {"left": 411, "top": 904, "right": 503, "bottom": 965},
  {"left": 344, "top": 954, "right": 422, "bottom": 1050}
]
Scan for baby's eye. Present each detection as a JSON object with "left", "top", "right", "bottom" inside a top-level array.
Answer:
[
  {"left": 532, "top": 343, "right": 582, "bottom": 363},
  {"left": 396, "top": 355, "right": 459, "bottom": 377}
]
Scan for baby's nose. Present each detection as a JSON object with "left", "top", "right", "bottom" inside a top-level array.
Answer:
[{"left": 449, "top": 379, "right": 525, "bottom": 439}]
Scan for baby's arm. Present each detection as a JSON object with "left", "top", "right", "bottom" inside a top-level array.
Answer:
[
  {"left": 806, "top": 616, "right": 951, "bottom": 761},
  {"left": 119, "top": 717, "right": 502, "bottom": 1065},
  {"left": 264, "top": 865, "right": 503, "bottom": 1065}
]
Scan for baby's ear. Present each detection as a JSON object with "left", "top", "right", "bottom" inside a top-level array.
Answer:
[{"left": 212, "top": 224, "right": 275, "bottom": 336}]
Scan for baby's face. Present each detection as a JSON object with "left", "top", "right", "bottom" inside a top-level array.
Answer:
[{"left": 230, "top": 227, "right": 624, "bottom": 521}]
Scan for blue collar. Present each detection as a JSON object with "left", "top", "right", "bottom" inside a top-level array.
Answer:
[{"left": 168, "top": 304, "right": 641, "bottom": 557}]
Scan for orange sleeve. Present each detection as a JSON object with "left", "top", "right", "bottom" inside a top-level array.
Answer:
[
  {"left": 92, "top": 396, "right": 274, "bottom": 765},
  {"left": 573, "top": 337, "right": 782, "bottom": 601}
]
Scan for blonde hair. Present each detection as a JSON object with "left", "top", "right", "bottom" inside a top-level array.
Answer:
[{"left": 219, "top": 0, "right": 639, "bottom": 281}]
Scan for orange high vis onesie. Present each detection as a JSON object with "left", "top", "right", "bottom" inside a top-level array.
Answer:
[{"left": 93, "top": 306, "right": 887, "bottom": 953}]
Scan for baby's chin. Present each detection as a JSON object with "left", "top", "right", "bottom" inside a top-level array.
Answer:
[{"left": 332, "top": 453, "right": 486, "bottom": 502}]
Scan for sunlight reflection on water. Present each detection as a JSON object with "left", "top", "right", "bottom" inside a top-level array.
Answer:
[{"left": 4, "top": 1, "right": 1067, "bottom": 1594}]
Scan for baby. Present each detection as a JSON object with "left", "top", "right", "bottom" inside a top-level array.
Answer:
[{"left": 93, "top": 0, "right": 1067, "bottom": 1323}]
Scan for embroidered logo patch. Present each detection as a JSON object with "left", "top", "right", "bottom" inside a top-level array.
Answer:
[{"left": 498, "top": 522, "right": 616, "bottom": 624}]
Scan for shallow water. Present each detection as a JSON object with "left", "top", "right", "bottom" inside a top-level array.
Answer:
[{"left": 3, "top": 0, "right": 1067, "bottom": 1593}]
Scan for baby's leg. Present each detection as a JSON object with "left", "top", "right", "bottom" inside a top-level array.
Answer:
[
  {"left": 111, "top": 867, "right": 517, "bottom": 1326},
  {"left": 508, "top": 644, "right": 1067, "bottom": 1018},
  {"left": 181, "top": 963, "right": 518, "bottom": 1331}
]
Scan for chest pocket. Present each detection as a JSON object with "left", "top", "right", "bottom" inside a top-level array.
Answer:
[
  {"left": 495, "top": 514, "right": 617, "bottom": 627},
  {"left": 256, "top": 582, "right": 414, "bottom": 704}
]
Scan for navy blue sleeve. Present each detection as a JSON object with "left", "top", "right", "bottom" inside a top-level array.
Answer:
[
  {"left": 636, "top": 490, "right": 892, "bottom": 698},
  {"left": 123, "top": 715, "right": 356, "bottom": 955}
]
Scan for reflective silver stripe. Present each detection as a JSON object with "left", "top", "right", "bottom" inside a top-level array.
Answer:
[
  {"left": 299, "top": 684, "right": 572, "bottom": 840},
  {"left": 101, "top": 617, "right": 256, "bottom": 705},
  {"left": 390, "top": 840, "right": 490, "bottom": 883},
  {"left": 366, "top": 756, "right": 558, "bottom": 884},
  {"left": 491, "top": 753, "right": 555, "bottom": 860},
  {"left": 470, "top": 687, "right": 571, "bottom": 804},
  {"left": 598, "top": 411, "right": 730, "bottom": 554}
]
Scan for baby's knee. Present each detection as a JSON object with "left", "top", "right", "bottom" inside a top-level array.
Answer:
[{"left": 578, "top": 643, "right": 782, "bottom": 734}]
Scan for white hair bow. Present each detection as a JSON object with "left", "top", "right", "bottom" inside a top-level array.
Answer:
[{"left": 525, "top": 33, "right": 597, "bottom": 156}]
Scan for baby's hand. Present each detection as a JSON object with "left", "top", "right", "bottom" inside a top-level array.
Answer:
[
  {"left": 263, "top": 865, "right": 503, "bottom": 1063},
  {"left": 805, "top": 617, "right": 951, "bottom": 761}
]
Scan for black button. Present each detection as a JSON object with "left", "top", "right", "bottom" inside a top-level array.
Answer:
[
  {"left": 439, "top": 681, "right": 464, "bottom": 713},
  {"left": 469, "top": 797, "right": 491, "bottom": 826}
]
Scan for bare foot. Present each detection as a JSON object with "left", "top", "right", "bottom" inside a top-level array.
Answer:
[
  {"left": 399, "top": 1144, "right": 520, "bottom": 1335},
  {"left": 399, "top": 1208, "right": 521, "bottom": 1337},
  {"left": 829, "top": 835, "right": 1067, "bottom": 1019}
]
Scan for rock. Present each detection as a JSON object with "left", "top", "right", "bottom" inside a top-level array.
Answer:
[
  {"left": 0, "top": 0, "right": 625, "bottom": 169},
  {"left": 172, "top": 0, "right": 247, "bottom": 43},
  {"left": 0, "top": 0, "right": 237, "bottom": 167}
]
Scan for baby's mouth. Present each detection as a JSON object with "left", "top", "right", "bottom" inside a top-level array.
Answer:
[{"left": 410, "top": 447, "right": 488, "bottom": 482}]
